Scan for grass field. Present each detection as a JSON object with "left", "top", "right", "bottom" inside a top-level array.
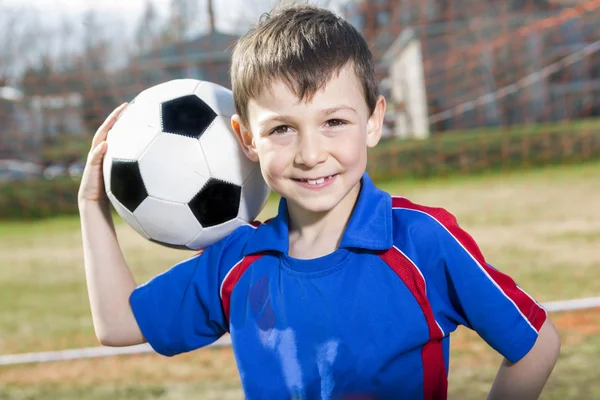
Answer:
[{"left": 1, "top": 161, "right": 600, "bottom": 399}]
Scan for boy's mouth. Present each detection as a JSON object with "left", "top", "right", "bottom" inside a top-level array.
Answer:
[{"left": 293, "top": 174, "right": 338, "bottom": 186}]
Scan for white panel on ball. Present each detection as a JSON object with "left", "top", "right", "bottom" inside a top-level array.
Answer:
[
  {"left": 107, "top": 192, "right": 150, "bottom": 239},
  {"left": 138, "top": 132, "right": 211, "bottom": 203},
  {"left": 139, "top": 79, "right": 200, "bottom": 105},
  {"left": 200, "top": 116, "right": 253, "bottom": 185},
  {"left": 187, "top": 218, "right": 246, "bottom": 250},
  {"left": 238, "top": 168, "right": 271, "bottom": 222},
  {"left": 134, "top": 197, "right": 202, "bottom": 247},
  {"left": 106, "top": 121, "right": 160, "bottom": 161},
  {"left": 121, "top": 95, "right": 163, "bottom": 130},
  {"left": 193, "top": 81, "right": 235, "bottom": 117}
]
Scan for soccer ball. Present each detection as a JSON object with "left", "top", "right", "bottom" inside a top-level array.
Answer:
[{"left": 103, "top": 79, "right": 270, "bottom": 250}]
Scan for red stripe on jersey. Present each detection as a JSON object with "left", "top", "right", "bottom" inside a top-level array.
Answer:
[
  {"left": 220, "top": 253, "right": 265, "bottom": 322},
  {"left": 392, "top": 197, "right": 545, "bottom": 332},
  {"left": 379, "top": 247, "right": 447, "bottom": 400},
  {"left": 249, "top": 218, "right": 274, "bottom": 228}
]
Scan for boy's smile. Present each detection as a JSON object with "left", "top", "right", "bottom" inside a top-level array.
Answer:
[
  {"left": 233, "top": 63, "right": 386, "bottom": 219},
  {"left": 292, "top": 173, "right": 337, "bottom": 189}
]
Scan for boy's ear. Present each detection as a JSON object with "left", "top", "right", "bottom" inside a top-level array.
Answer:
[
  {"left": 231, "top": 114, "right": 259, "bottom": 162},
  {"left": 366, "top": 95, "right": 386, "bottom": 148}
]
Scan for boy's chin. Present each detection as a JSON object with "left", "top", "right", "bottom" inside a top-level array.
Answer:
[{"left": 288, "top": 193, "right": 353, "bottom": 215}]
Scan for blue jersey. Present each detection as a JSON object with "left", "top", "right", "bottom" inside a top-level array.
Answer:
[{"left": 130, "top": 173, "right": 546, "bottom": 400}]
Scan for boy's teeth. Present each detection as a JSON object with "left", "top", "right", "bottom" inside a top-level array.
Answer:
[{"left": 308, "top": 177, "right": 325, "bottom": 185}]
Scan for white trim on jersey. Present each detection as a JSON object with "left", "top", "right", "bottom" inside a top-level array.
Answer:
[
  {"left": 392, "top": 245, "right": 446, "bottom": 337},
  {"left": 392, "top": 198, "right": 542, "bottom": 334},
  {"left": 219, "top": 258, "right": 245, "bottom": 300}
]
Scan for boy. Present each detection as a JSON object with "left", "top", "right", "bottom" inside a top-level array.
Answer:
[{"left": 78, "top": 4, "right": 560, "bottom": 399}]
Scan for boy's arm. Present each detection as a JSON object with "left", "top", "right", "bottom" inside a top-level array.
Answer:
[
  {"left": 398, "top": 201, "right": 560, "bottom": 396},
  {"left": 487, "top": 319, "right": 561, "bottom": 400},
  {"left": 79, "top": 103, "right": 145, "bottom": 347},
  {"left": 80, "top": 200, "right": 144, "bottom": 346}
]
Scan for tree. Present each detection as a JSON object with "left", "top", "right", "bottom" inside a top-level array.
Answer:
[
  {"left": 207, "top": 0, "right": 215, "bottom": 33},
  {"left": 19, "top": 56, "right": 55, "bottom": 96},
  {"left": 0, "top": 3, "right": 45, "bottom": 85},
  {"left": 75, "top": 10, "right": 120, "bottom": 131},
  {"left": 135, "top": 0, "right": 161, "bottom": 54},
  {"left": 167, "top": 0, "right": 199, "bottom": 40}
]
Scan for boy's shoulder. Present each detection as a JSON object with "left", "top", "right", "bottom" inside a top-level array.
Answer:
[
  {"left": 390, "top": 196, "right": 459, "bottom": 229},
  {"left": 387, "top": 194, "right": 463, "bottom": 252}
]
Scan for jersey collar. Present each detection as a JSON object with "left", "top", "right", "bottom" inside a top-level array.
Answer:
[{"left": 242, "top": 173, "right": 393, "bottom": 256}]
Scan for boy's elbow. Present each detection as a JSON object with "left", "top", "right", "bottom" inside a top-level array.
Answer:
[
  {"left": 95, "top": 327, "right": 134, "bottom": 347},
  {"left": 94, "top": 321, "right": 146, "bottom": 347},
  {"left": 95, "top": 327, "right": 119, "bottom": 347}
]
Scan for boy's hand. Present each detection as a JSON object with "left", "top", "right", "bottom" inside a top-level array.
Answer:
[{"left": 78, "top": 103, "right": 128, "bottom": 205}]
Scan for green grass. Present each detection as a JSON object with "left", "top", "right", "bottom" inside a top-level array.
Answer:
[
  {"left": 1, "top": 161, "right": 600, "bottom": 399},
  {"left": 1, "top": 214, "right": 82, "bottom": 237}
]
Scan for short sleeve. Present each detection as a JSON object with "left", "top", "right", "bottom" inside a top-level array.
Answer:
[
  {"left": 431, "top": 211, "right": 547, "bottom": 363},
  {"left": 129, "top": 243, "right": 227, "bottom": 357}
]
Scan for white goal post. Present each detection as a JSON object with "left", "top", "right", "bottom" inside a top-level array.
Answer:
[{"left": 382, "top": 28, "right": 430, "bottom": 139}]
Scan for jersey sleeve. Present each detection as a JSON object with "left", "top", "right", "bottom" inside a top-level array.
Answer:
[
  {"left": 428, "top": 209, "right": 547, "bottom": 363},
  {"left": 129, "top": 230, "right": 245, "bottom": 357}
]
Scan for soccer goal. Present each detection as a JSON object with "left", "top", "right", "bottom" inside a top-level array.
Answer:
[{"left": 382, "top": 28, "right": 430, "bottom": 140}]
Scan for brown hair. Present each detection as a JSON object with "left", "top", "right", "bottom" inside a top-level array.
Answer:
[{"left": 230, "top": 3, "right": 379, "bottom": 126}]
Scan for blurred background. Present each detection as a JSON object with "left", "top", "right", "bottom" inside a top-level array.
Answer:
[{"left": 1, "top": 0, "right": 599, "bottom": 399}]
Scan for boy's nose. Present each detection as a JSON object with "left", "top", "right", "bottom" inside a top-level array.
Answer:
[{"left": 294, "top": 134, "right": 327, "bottom": 168}]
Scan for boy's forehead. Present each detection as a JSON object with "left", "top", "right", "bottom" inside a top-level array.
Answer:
[{"left": 249, "top": 65, "right": 366, "bottom": 111}]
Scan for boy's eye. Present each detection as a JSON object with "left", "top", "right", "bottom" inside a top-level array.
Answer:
[
  {"left": 326, "top": 119, "right": 346, "bottom": 127},
  {"left": 269, "top": 125, "right": 291, "bottom": 135}
]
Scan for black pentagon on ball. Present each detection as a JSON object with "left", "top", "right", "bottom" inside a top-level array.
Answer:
[
  {"left": 161, "top": 95, "right": 217, "bottom": 138},
  {"left": 110, "top": 160, "right": 148, "bottom": 212},
  {"left": 188, "top": 178, "right": 240, "bottom": 227}
]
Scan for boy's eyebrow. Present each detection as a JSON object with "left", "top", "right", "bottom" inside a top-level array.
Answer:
[{"left": 322, "top": 106, "right": 357, "bottom": 115}]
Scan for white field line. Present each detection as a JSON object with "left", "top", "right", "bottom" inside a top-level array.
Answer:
[
  {"left": 0, "top": 335, "right": 233, "bottom": 366},
  {"left": 1, "top": 297, "right": 599, "bottom": 366}
]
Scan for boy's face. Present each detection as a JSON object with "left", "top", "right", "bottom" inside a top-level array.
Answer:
[{"left": 232, "top": 64, "right": 385, "bottom": 215}]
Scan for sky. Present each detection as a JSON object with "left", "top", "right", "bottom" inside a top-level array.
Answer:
[
  {"left": 1, "top": 0, "right": 350, "bottom": 29},
  {"left": 1, "top": 0, "right": 351, "bottom": 50},
  {"left": 2, "top": 0, "right": 172, "bottom": 15},
  {"left": 0, "top": 0, "right": 251, "bottom": 77}
]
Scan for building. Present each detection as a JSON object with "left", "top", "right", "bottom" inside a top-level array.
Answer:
[
  {"left": 29, "top": 92, "right": 84, "bottom": 137},
  {"left": 0, "top": 85, "right": 87, "bottom": 160},
  {"left": 0, "top": 87, "right": 41, "bottom": 160}
]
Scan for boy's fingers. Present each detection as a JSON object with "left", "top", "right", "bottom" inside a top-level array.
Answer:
[
  {"left": 88, "top": 141, "right": 107, "bottom": 166},
  {"left": 91, "top": 103, "right": 128, "bottom": 149}
]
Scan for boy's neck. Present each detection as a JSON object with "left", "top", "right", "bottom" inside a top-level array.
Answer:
[{"left": 286, "top": 181, "right": 361, "bottom": 260}]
